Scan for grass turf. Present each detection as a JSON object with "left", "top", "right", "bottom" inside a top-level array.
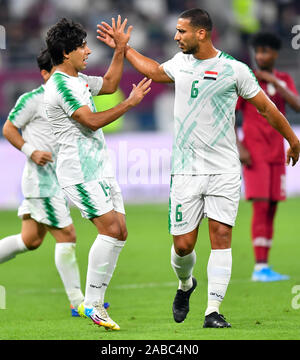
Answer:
[{"left": 0, "top": 198, "right": 300, "bottom": 340}]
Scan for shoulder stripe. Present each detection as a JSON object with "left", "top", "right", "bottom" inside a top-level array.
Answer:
[
  {"left": 219, "top": 51, "right": 237, "bottom": 61},
  {"left": 219, "top": 52, "right": 259, "bottom": 85},
  {"left": 8, "top": 85, "right": 44, "bottom": 123},
  {"left": 52, "top": 73, "right": 82, "bottom": 113}
]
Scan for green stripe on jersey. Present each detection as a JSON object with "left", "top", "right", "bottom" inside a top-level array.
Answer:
[
  {"left": 52, "top": 72, "right": 82, "bottom": 114},
  {"left": 8, "top": 86, "right": 44, "bottom": 124},
  {"left": 220, "top": 51, "right": 258, "bottom": 84},
  {"left": 43, "top": 198, "right": 59, "bottom": 228},
  {"left": 37, "top": 165, "right": 59, "bottom": 198},
  {"left": 77, "top": 136, "right": 104, "bottom": 183},
  {"left": 75, "top": 183, "right": 99, "bottom": 218}
]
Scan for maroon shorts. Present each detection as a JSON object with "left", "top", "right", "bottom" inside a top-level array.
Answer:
[{"left": 243, "top": 162, "right": 286, "bottom": 201}]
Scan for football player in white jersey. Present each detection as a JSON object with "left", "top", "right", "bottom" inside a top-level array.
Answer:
[
  {"left": 98, "top": 8, "right": 300, "bottom": 327},
  {"left": 1, "top": 49, "right": 85, "bottom": 316},
  {"left": 44, "top": 17, "right": 151, "bottom": 330}
]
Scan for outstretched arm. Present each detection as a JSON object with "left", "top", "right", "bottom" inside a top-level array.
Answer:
[
  {"left": 124, "top": 45, "right": 173, "bottom": 83},
  {"left": 247, "top": 90, "right": 300, "bottom": 166},
  {"left": 98, "top": 16, "right": 133, "bottom": 95},
  {"left": 97, "top": 22, "right": 173, "bottom": 83},
  {"left": 72, "top": 77, "right": 152, "bottom": 131}
]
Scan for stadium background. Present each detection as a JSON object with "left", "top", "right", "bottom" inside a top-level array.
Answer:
[
  {"left": 0, "top": 0, "right": 300, "bottom": 207},
  {"left": 0, "top": 0, "right": 300, "bottom": 341}
]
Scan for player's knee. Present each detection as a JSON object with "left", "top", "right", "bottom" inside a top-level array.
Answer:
[
  {"left": 106, "top": 221, "right": 122, "bottom": 240},
  {"left": 210, "top": 225, "right": 231, "bottom": 248},
  {"left": 120, "top": 225, "right": 128, "bottom": 241},
  {"left": 174, "top": 240, "right": 194, "bottom": 257},
  {"left": 25, "top": 237, "right": 43, "bottom": 250},
  {"left": 62, "top": 225, "right": 76, "bottom": 243}
]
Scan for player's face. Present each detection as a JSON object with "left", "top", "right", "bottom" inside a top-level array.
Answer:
[
  {"left": 68, "top": 41, "right": 92, "bottom": 71},
  {"left": 254, "top": 46, "right": 278, "bottom": 70},
  {"left": 174, "top": 18, "right": 200, "bottom": 54}
]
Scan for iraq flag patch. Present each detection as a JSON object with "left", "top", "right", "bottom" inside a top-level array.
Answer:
[{"left": 203, "top": 71, "right": 218, "bottom": 80}]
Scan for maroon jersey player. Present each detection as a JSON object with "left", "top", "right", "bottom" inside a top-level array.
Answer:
[{"left": 236, "top": 32, "right": 300, "bottom": 281}]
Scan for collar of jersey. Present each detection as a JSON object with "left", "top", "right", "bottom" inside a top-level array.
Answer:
[
  {"left": 53, "top": 70, "right": 79, "bottom": 78},
  {"left": 192, "top": 49, "right": 221, "bottom": 62}
]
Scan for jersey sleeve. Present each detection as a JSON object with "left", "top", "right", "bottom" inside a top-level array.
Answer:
[
  {"left": 79, "top": 73, "right": 104, "bottom": 96},
  {"left": 161, "top": 53, "right": 181, "bottom": 81},
  {"left": 236, "top": 62, "right": 261, "bottom": 99},
  {"left": 53, "top": 73, "right": 86, "bottom": 117},
  {"left": 7, "top": 92, "right": 36, "bottom": 128}
]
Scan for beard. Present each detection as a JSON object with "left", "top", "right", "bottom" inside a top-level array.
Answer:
[{"left": 179, "top": 42, "right": 199, "bottom": 55}]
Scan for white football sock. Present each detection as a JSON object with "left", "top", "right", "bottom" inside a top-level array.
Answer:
[
  {"left": 171, "top": 245, "right": 196, "bottom": 292},
  {"left": 205, "top": 248, "right": 232, "bottom": 316},
  {"left": 254, "top": 263, "right": 268, "bottom": 271},
  {"left": 0, "top": 234, "right": 28, "bottom": 263},
  {"left": 84, "top": 234, "right": 125, "bottom": 307},
  {"left": 55, "top": 243, "right": 84, "bottom": 308}
]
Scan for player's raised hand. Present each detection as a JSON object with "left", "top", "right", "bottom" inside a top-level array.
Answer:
[
  {"left": 31, "top": 150, "right": 53, "bottom": 166},
  {"left": 97, "top": 24, "right": 115, "bottom": 49},
  {"left": 127, "top": 78, "right": 152, "bottom": 106},
  {"left": 286, "top": 141, "right": 300, "bottom": 166},
  {"left": 97, "top": 15, "right": 132, "bottom": 50}
]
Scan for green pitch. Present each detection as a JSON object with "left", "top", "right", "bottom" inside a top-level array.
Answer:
[{"left": 0, "top": 198, "right": 300, "bottom": 340}]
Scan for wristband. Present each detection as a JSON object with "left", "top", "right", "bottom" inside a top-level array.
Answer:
[{"left": 21, "top": 143, "right": 36, "bottom": 158}]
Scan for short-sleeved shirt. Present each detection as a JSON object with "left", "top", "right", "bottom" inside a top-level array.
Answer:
[
  {"left": 162, "top": 50, "right": 261, "bottom": 175},
  {"left": 8, "top": 85, "right": 61, "bottom": 198},
  {"left": 236, "top": 69, "right": 298, "bottom": 164},
  {"left": 44, "top": 71, "right": 114, "bottom": 188}
]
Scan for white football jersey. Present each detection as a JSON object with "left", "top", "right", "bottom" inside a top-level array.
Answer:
[
  {"left": 8, "top": 85, "right": 61, "bottom": 198},
  {"left": 162, "top": 50, "right": 261, "bottom": 175},
  {"left": 44, "top": 71, "right": 114, "bottom": 188}
]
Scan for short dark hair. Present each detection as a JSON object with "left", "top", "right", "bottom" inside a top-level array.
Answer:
[
  {"left": 251, "top": 32, "right": 282, "bottom": 51},
  {"left": 179, "top": 8, "right": 213, "bottom": 31},
  {"left": 36, "top": 48, "right": 53, "bottom": 73},
  {"left": 46, "top": 18, "right": 87, "bottom": 66}
]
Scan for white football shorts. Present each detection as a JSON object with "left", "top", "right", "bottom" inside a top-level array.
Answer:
[
  {"left": 62, "top": 177, "right": 125, "bottom": 220},
  {"left": 168, "top": 174, "right": 241, "bottom": 235},
  {"left": 18, "top": 191, "right": 72, "bottom": 228}
]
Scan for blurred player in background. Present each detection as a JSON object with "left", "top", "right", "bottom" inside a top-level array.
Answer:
[
  {"left": 0, "top": 49, "right": 85, "bottom": 316},
  {"left": 98, "top": 9, "right": 300, "bottom": 328},
  {"left": 236, "top": 32, "right": 300, "bottom": 282},
  {"left": 44, "top": 17, "right": 151, "bottom": 331}
]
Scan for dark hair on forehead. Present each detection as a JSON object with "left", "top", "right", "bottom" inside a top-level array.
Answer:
[
  {"left": 179, "top": 8, "right": 213, "bottom": 31},
  {"left": 36, "top": 48, "right": 53, "bottom": 73},
  {"left": 251, "top": 32, "right": 282, "bottom": 51},
  {"left": 46, "top": 18, "right": 87, "bottom": 66}
]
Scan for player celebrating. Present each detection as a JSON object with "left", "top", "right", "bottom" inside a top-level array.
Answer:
[
  {"left": 236, "top": 32, "right": 300, "bottom": 282},
  {"left": 0, "top": 49, "right": 85, "bottom": 316},
  {"left": 44, "top": 17, "right": 151, "bottom": 330},
  {"left": 98, "top": 9, "right": 300, "bottom": 327}
]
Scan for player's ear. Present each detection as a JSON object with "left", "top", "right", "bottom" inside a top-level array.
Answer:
[
  {"left": 63, "top": 50, "right": 70, "bottom": 61},
  {"left": 40, "top": 69, "right": 50, "bottom": 82},
  {"left": 197, "top": 28, "right": 207, "bottom": 41}
]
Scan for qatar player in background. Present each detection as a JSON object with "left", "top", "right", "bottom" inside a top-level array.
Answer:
[{"left": 236, "top": 32, "right": 300, "bottom": 282}]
